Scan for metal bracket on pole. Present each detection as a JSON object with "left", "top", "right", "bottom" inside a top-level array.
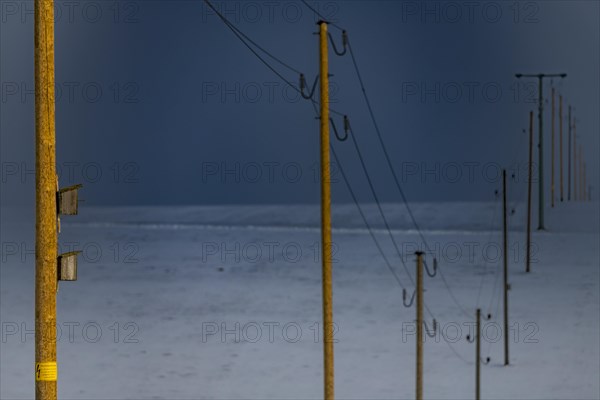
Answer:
[
  {"left": 57, "top": 184, "right": 83, "bottom": 215},
  {"left": 57, "top": 251, "right": 81, "bottom": 281}
]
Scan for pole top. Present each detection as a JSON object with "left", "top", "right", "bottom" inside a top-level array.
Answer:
[
  {"left": 515, "top": 72, "right": 567, "bottom": 79},
  {"left": 317, "top": 20, "right": 328, "bottom": 26},
  {"left": 415, "top": 251, "right": 424, "bottom": 256}
]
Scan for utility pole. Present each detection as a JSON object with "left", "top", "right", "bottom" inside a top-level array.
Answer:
[
  {"left": 583, "top": 162, "right": 587, "bottom": 201},
  {"left": 35, "top": 2, "right": 82, "bottom": 398},
  {"left": 526, "top": 112, "right": 533, "bottom": 273},
  {"left": 476, "top": 309, "right": 481, "bottom": 400},
  {"left": 35, "top": 1, "right": 58, "bottom": 398},
  {"left": 559, "top": 95, "right": 564, "bottom": 202},
  {"left": 318, "top": 20, "right": 335, "bottom": 400},
  {"left": 551, "top": 87, "right": 555, "bottom": 207},
  {"left": 404, "top": 252, "right": 436, "bottom": 400},
  {"left": 515, "top": 73, "right": 566, "bottom": 229},
  {"left": 416, "top": 251, "right": 424, "bottom": 400},
  {"left": 579, "top": 145, "right": 584, "bottom": 201},
  {"left": 466, "top": 309, "right": 491, "bottom": 400},
  {"left": 568, "top": 106, "right": 572, "bottom": 201},
  {"left": 574, "top": 119, "right": 577, "bottom": 201},
  {"left": 502, "top": 169, "right": 509, "bottom": 366}
]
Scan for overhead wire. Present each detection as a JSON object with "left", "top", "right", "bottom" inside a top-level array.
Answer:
[
  {"left": 299, "top": 0, "right": 345, "bottom": 31},
  {"left": 208, "top": 0, "right": 474, "bottom": 364}
]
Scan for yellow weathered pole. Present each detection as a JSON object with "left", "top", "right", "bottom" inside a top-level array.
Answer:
[
  {"left": 550, "top": 87, "right": 555, "bottom": 207},
  {"left": 415, "top": 252, "right": 423, "bottom": 400},
  {"left": 318, "top": 20, "right": 334, "bottom": 400},
  {"left": 35, "top": 0, "right": 58, "bottom": 398},
  {"left": 559, "top": 95, "right": 564, "bottom": 202}
]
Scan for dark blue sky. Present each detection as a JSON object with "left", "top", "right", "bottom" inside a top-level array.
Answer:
[{"left": 1, "top": 0, "right": 598, "bottom": 205}]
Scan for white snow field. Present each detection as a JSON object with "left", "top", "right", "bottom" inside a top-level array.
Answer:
[{"left": 1, "top": 202, "right": 598, "bottom": 399}]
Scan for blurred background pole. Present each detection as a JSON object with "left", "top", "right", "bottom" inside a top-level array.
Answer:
[
  {"left": 475, "top": 309, "right": 481, "bottom": 400},
  {"left": 415, "top": 252, "right": 424, "bottom": 400},
  {"left": 515, "top": 73, "right": 566, "bottom": 229},
  {"left": 559, "top": 95, "right": 564, "bottom": 202},
  {"left": 583, "top": 161, "right": 587, "bottom": 201},
  {"left": 536, "top": 76, "right": 545, "bottom": 227},
  {"left": 318, "top": 20, "right": 335, "bottom": 400},
  {"left": 579, "top": 145, "right": 584, "bottom": 201},
  {"left": 551, "top": 87, "right": 555, "bottom": 207},
  {"left": 502, "top": 169, "right": 509, "bottom": 365},
  {"left": 574, "top": 120, "right": 577, "bottom": 201},
  {"left": 568, "top": 106, "right": 572, "bottom": 201},
  {"left": 35, "top": 0, "right": 58, "bottom": 398},
  {"left": 526, "top": 112, "right": 533, "bottom": 273}
]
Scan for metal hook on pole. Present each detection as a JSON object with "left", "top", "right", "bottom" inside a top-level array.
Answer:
[
  {"left": 327, "top": 30, "right": 348, "bottom": 56},
  {"left": 300, "top": 73, "right": 319, "bottom": 100},
  {"left": 424, "top": 257, "right": 437, "bottom": 278},
  {"left": 329, "top": 115, "right": 349, "bottom": 141},
  {"left": 423, "top": 319, "right": 437, "bottom": 338},
  {"left": 402, "top": 288, "right": 416, "bottom": 307}
]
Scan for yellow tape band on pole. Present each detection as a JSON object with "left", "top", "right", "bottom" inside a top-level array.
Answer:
[{"left": 36, "top": 362, "right": 57, "bottom": 381}]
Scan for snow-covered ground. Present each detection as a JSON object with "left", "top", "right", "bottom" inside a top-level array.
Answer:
[{"left": 1, "top": 202, "right": 598, "bottom": 399}]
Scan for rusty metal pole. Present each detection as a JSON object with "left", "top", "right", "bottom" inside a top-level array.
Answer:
[
  {"left": 551, "top": 88, "right": 555, "bottom": 207},
  {"left": 502, "top": 169, "right": 509, "bottom": 366},
  {"left": 415, "top": 251, "right": 424, "bottom": 400},
  {"left": 559, "top": 95, "right": 564, "bottom": 201},
  {"left": 35, "top": 0, "right": 58, "bottom": 398},
  {"left": 526, "top": 112, "right": 533, "bottom": 273},
  {"left": 318, "top": 20, "right": 335, "bottom": 400}
]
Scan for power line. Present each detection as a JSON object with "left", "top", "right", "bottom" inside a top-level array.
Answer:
[
  {"left": 208, "top": 2, "right": 476, "bottom": 364},
  {"left": 330, "top": 143, "right": 408, "bottom": 291},
  {"left": 204, "top": 0, "right": 299, "bottom": 91},
  {"left": 204, "top": 0, "right": 345, "bottom": 117},
  {"left": 299, "top": 0, "right": 345, "bottom": 31},
  {"left": 476, "top": 196, "right": 501, "bottom": 308},
  {"left": 297, "top": 2, "right": 477, "bottom": 358},
  {"left": 344, "top": 120, "right": 415, "bottom": 285},
  {"left": 345, "top": 35, "right": 474, "bottom": 320}
]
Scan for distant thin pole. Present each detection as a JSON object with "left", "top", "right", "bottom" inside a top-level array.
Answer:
[
  {"left": 583, "top": 162, "right": 587, "bottom": 202},
  {"left": 475, "top": 308, "right": 481, "bottom": 400},
  {"left": 503, "top": 169, "right": 509, "bottom": 365},
  {"left": 416, "top": 252, "right": 424, "bottom": 400},
  {"left": 559, "top": 94, "right": 564, "bottom": 202},
  {"left": 551, "top": 87, "right": 555, "bottom": 207},
  {"left": 574, "top": 120, "right": 577, "bottom": 201},
  {"left": 526, "top": 112, "right": 533, "bottom": 273},
  {"left": 568, "top": 106, "right": 572, "bottom": 201},
  {"left": 579, "top": 145, "right": 584, "bottom": 201},
  {"left": 537, "top": 77, "right": 545, "bottom": 228}
]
